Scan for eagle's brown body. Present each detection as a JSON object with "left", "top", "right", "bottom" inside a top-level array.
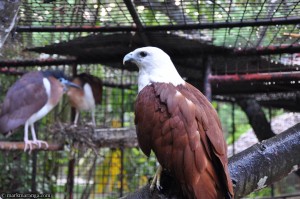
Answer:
[
  {"left": 135, "top": 82, "right": 233, "bottom": 199},
  {"left": 124, "top": 46, "right": 233, "bottom": 199}
]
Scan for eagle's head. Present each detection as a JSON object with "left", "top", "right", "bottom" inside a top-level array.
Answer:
[{"left": 123, "top": 47, "right": 184, "bottom": 92}]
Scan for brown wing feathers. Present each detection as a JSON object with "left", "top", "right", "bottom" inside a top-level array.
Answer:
[
  {"left": 135, "top": 86, "right": 157, "bottom": 157},
  {"left": 184, "top": 83, "right": 234, "bottom": 197},
  {"left": 135, "top": 83, "right": 233, "bottom": 199}
]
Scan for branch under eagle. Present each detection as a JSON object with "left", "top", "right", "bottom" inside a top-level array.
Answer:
[
  {"left": 123, "top": 123, "right": 300, "bottom": 199},
  {"left": 0, "top": 122, "right": 298, "bottom": 198}
]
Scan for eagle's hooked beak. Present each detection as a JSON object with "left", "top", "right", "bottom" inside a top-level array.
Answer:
[{"left": 123, "top": 53, "right": 134, "bottom": 65}]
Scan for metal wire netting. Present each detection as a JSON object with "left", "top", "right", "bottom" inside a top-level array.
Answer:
[
  {"left": 15, "top": 0, "right": 300, "bottom": 50},
  {"left": 0, "top": 148, "right": 157, "bottom": 198}
]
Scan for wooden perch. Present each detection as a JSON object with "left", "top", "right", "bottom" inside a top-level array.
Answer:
[
  {"left": 121, "top": 123, "right": 300, "bottom": 199},
  {"left": 93, "top": 128, "right": 138, "bottom": 148},
  {"left": 229, "top": 123, "right": 300, "bottom": 197},
  {"left": 49, "top": 124, "right": 138, "bottom": 148},
  {"left": 0, "top": 126, "right": 138, "bottom": 151},
  {"left": 0, "top": 141, "right": 64, "bottom": 151}
]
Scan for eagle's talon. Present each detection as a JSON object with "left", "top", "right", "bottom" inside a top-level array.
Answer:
[
  {"left": 150, "top": 165, "right": 163, "bottom": 193},
  {"left": 156, "top": 185, "right": 163, "bottom": 191}
]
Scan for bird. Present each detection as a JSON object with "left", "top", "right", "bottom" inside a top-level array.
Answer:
[
  {"left": 66, "top": 73, "right": 103, "bottom": 127},
  {"left": 0, "top": 70, "right": 81, "bottom": 152},
  {"left": 123, "top": 47, "right": 234, "bottom": 199}
]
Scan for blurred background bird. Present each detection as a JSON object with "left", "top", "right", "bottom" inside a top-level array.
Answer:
[
  {"left": 0, "top": 70, "right": 81, "bottom": 152},
  {"left": 67, "top": 73, "right": 103, "bottom": 127}
]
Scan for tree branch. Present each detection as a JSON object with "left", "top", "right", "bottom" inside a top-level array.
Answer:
[
  {"left": 0, "top": 142, "right": 63, "bottom": 151},
  {"left": 236, "top": 98, "right": 300, "bottom": 178},
  {"left": 237, "top": 98, "right": 275, "bottom": 141},
  {"left": 0, "top": 125, "right": 138, "bottom": 151},
  {"left": 229, "top": 123, "right": 300, "bottom": 197},
  {"left": 121, "top": 123, "right": 300, "bottom": 199}
]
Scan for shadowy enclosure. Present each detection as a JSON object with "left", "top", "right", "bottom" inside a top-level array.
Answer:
[{"left": 0, "top": 0, "right": 300, "bottom": 198}]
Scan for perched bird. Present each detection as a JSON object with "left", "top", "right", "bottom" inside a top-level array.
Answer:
[
  {"left": 0, "top": 70, "right": 81, "bottom": 152},
  {"left": 123, "top": 47, "right": 234, "bottom": 199},
  {"left": 67, "top": 73, "right": 102, "bottom": 127}
]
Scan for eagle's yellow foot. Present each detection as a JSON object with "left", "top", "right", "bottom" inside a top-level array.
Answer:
[{"left": 150, "top": 165, "right": 163, "bottom": 192}]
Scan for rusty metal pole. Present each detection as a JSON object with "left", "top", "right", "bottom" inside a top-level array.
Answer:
[{"left": 209, "top": 72, "right": 300, "bottom": 84}]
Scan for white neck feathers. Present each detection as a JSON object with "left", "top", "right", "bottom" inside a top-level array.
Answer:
[{"left": 137, "top": 55, "right": 185, "bottom": 92}]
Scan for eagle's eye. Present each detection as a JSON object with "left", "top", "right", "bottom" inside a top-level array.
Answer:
[{"left": 139, "top": 51, "right": 147, "bottom": 57}]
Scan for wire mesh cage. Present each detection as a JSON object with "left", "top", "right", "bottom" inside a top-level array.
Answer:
[
  {"left": 0, "top": 0, "right": 300, "bottom": 198},
  {"left": 0, "top": 63, "right": 156, "bottom": 198}
]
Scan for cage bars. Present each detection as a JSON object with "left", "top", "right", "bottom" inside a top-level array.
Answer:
[
  {"left": 233, "top": 0, "right": 250, "bottom": 50},
  {"left": 124, "top": 0, "right": 150, "bottom": 45},
  {"left": 15, "top": 16, "right": 300, "bottom": 33}
]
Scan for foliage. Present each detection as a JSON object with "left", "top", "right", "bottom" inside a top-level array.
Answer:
[
  {"left": 216, "top": 101, "right": 285, "bottom": 145},
  {"left": 247, "top": 187, "right": 273, "bottom": 198},
  {"left": 216, "top": 102, "right": 251, "bottom": 144}
]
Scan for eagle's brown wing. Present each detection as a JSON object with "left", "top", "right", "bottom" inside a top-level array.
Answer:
[
  {"left": 0, "top": 72, "right": 48, "bottom": 134},
  {"left": 179, "top": 82, "right": 234, "bottom": 198},
  {"left": 135, "top": 83, "right": 233, "bottom": 199}
]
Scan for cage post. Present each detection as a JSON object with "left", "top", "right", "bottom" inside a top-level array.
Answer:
[
  {"left": 269, "top": 107, "right": 275, "bottom": 198},
  {"left": 31, "top": 123, "right": 39, "bottom": 192},
  {"left": 65, "top": 158, "right": 75, "bottom": 199},
  {"left": 231, "top": 102, "right": 236, "bottom": 155},
  {"left": 203, "top": 55, "right": 212, "bottom": 101},
  {"left": 64, "top": 64, "right": 78, "bottom": 199},
  {"left": 120, "top": 148, "right": 124, "bottom": 197},
  {"left": 119, "top": 69, "right": 125, "bottom": 197},
  {"left": 31, "top": 151, "right": 37, "bottom": 192},
  {"left": 71, "top": 64, "right": 77, "bottom": 123},
  {"left": 120, "top": 69, "right": 125, "bottom": 127}
]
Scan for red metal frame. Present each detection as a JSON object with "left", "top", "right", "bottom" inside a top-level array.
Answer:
[{"left": 209, "top": 72, "right": 300, "bottom": 83}]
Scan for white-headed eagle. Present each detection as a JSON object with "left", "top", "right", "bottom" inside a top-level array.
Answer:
[{"left": 123, "top": 47, "right": 233, "bottom": 199}]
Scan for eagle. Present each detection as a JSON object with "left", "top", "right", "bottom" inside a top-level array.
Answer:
[{"left": 123, "top": 47, "right": 234, "bottom": 199}]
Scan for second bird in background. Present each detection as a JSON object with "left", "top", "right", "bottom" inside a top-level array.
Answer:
[{"left": 67, "top": 73, "right": 103, "bottom": 127}]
